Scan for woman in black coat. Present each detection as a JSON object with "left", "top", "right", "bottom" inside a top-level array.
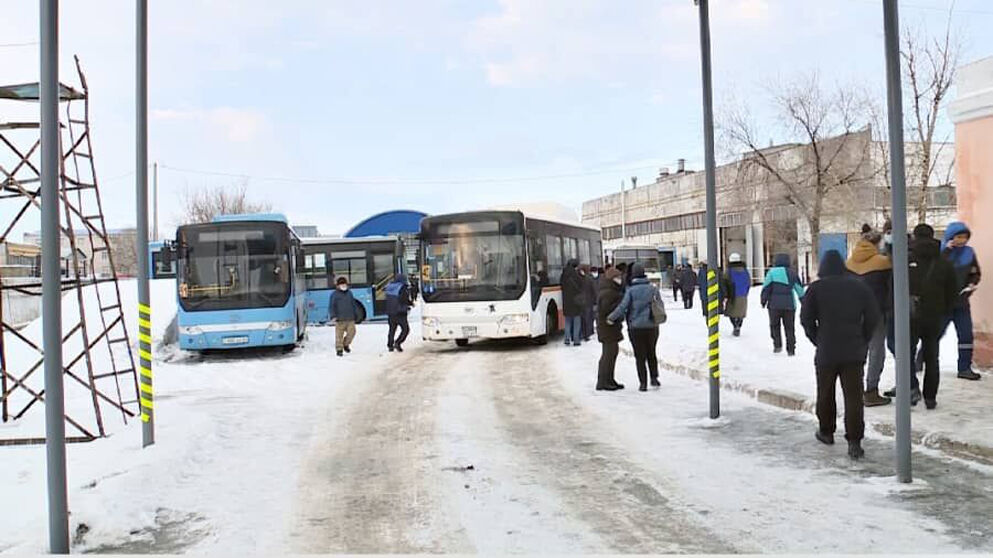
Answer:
[{"left": 596, "top": 268, "right": 626, "bottom": 390}]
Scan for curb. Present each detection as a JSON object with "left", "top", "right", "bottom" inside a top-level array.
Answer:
[{"left": 619, "top": 346, "right": 993, "bottom": 466}]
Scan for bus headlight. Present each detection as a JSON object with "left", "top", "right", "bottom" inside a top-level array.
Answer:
[
  {"left": 267, "top": 321, "right": 293, "bottom": 331},
  {"left": 178, "top": 326, "right": 203, "bottom": 335},
  {"left": 498, "top": 314, "right": 529, "bottom": 327},
  {"left": 422, "top": 317, "right": 440, "bottom": 329}
]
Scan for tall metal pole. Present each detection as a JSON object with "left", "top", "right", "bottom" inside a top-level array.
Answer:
[
  {"left": 152, "top": 162, "right": 158, "bottom": 241},
  {"left": 696, "top": 0, "right": 720, "bottom": 419},
  {"left": 883, "top": 0, "right": 912, "bottom": 483},
  {"left": 40, "top": 0, "right": 70, "bottom": 552},
  {"left": 137, "top": 0, "right": 155, "bottom": 447}
]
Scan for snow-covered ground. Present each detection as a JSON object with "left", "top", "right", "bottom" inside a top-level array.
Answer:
[{"left": 2, "top": 281, "right": 992, "bottom": 553}]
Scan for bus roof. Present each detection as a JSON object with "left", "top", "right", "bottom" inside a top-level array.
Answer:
[
  {"left": 301, "top": 235, "right": 399, "bottom": 246},
  {"left": 211, "top": 213, "right": 289, "bottom": 224},
  {"left": 612, "top": 244, "right": 659, "bottom": 251},
  {"left": 423, "top": 210, "right": 600, "bottom": 233}
]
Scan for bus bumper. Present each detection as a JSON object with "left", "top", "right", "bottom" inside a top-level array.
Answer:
[
  {"left": 179, "top": 325, "right": 296, "bottom": 350},
  {"left": 420, "top": 316, "right": 532, "bottom": 341}
]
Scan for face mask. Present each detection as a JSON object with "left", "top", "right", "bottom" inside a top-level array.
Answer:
[
  {"left": 884, "top": 233, "right": 893, "bottom": 244},
  {"left": 592, "top": 272, "right": 599, "bottom": 278},
  {"left": 338, "top": 285, "right": 347, "bottom": 291},
  {"left": 613, "top": 277, "right": 623, "bottom": 286}
]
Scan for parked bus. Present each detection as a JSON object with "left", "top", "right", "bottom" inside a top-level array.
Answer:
[
  {"left": 419, "top": 210, "right": 602, "bottom": 346},
  {"left": 610, "top": 245, "right": 663, "bottom": 286},
  {"left": 149, "top": 240, "right": 176, "bottom": 279},
  {"left": 174, "top": 213, "right": 307, "bottom": 351},
  {"left": 300, "top": 236, "right": 404, "bottom": 324}
]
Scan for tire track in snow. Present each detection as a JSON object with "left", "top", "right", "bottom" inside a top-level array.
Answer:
[
  {"left": 288, "top": 346, "right": 472, "bottom": 553},
  {"left": 482, "top": 343, "right": 737, "bottom": 554}
]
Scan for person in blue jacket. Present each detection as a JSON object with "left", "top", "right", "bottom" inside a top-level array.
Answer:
[
  {"left": 723, "top": 253, "right": 751, "bottom": 337},
  {"left": 385, "top": 274, "right": 412, "bottom": 352},
  {"left": 607, "top": 263, "right": 663, "bottom": 392},
  {"left": 921, "top": 221, "right": 983, "bottom": 380},
  {"left": 761, "top": 253, "right": 806, "bottom": 356}
]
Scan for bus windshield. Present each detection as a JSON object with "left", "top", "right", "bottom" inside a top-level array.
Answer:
[
  {"left": 614, "top": 249, "right": 661, "bottom": 273},
  {"left": 177, "top": 222, "right": 291, "bottom": 311},
  {"left": 421, "top": 216, "right": 526, "bottom": 303}
]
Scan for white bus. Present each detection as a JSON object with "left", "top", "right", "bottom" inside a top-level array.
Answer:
[
  {"left": 419, "top": 210, "right": 603, "bottom": 346},
  {"left": 609, "top": 245, "right": 663, "bottom": 286}
]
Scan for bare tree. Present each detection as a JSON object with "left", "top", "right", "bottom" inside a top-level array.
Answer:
[
  {"left": 721, "top": 74, "right": 879, "bottom": 264},
  {"left": 178, "top": 181, "right": 274, "bottom": 224},
  {"left": 902, "top": 14, "right": 960, "bottom": 223},
  {"left": 109, "top": 231, "right": 138, "bottom": 277}
]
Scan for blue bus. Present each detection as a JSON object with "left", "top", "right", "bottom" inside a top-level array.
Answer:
[
  {"left": 300, "top": 236, "right": 404, "bottom": 324},
  {"left": 150, "top": 240, "right": 176, "bottom": 279},
  {"left": 174, "top": 214, "right": 307, "bottom": 351}
]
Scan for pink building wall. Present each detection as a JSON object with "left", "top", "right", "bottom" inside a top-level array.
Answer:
[{"left": 950, "top": 57, "right": 993, "bottom": 368}]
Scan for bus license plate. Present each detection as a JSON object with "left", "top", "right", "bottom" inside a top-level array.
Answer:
[
  {"left": 462, "top": 326, "right": 477, "bottom": 338},
  {"left": 222, "top": 336, "right": 249, "bottom": 345}
]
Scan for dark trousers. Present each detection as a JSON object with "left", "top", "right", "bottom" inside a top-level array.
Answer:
[
  {"left": 388, "top": 313, "right": 410, "bottom": 348},
  {"left": 582, "top": 307, "right": 596, "bottom": 340},
  {"left": 683, "top": 292, "right": 694, "bottom": 309},
  {"left": 629, "top": 328, "right": 660, "bottom": 388},
  {"left": 910, "top": 325, "right": 940, "bottom": 401},
  {"left": 816, "top": 363, "right": 865, "bottom": 441},
  {"left": 916, "top": 305, "right": 974, "bottom": 373},
  {"left": 768, "top": 309, "right": 796, "bottom": 351},
  {"left": 597, "top": 340, "right": 620, "bottom": 388},
  {"left": 672, "top": 285, "right": 680, "bottom": 301},
  {"left": 729, "top": 316, "right": 744, "bottom": 330}
]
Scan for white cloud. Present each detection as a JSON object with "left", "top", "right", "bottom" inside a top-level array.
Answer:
[{"left": 152, "top": 107, "right": 268, "bottom": 143}]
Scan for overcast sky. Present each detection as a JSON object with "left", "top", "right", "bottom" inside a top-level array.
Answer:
[{"left": 2, "top": 0, "right": 992, "bottom": 237}]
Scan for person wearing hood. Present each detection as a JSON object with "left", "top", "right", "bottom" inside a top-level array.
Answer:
[
  {"left": 581, "top": 264, "right": 598, "bottom": 342},
  {"left": 385, "top": 273, "right": 412, "bottom": 352},
  {"left": 607, "top": 263, "right": 663, "bottom": 392},
  {"left": 885, "top": 224, "right": 959, "bottom": 409},
  {"left": 560, "top": 259, "right": 586, "bottom": 346},
  {"left": 846, "top": 225, "right": 894, "bottom": 406},
  {"left": 679, "top": 264, "right": 698, "bottom": 309},
  {"left": 595, "top": 268, "right": 626, "bottom": 391},
  {"left": 723, "top": 253, "right": 750, "bottom": 336},
  {"left": 761, "top": 253, "right": 806, "bottom": 356},
  {"left": 927, "top": 221, "right": 982, "bottom": 380},
  {"left": 801, "top": 250, "right": 880, "bottom": 459}
]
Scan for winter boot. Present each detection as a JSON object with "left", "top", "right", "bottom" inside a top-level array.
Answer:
[
  {"left": 650, "top": 378, "right": 661, "bottom": 388},
  {"left": 787, "top": 348, "right": 796, "bottom": 357},
  {"left": 388, "top": 346, "right": 395, "bottom": 352},
  {"left": 883, "top": 387, "right": 896, "bottom": 398},
  {"left": 396, "top": 345, "right": 403, "bottom": 353},
  {"left": 957, "top": 369, "right": 981, "bottom": 381},
  {"left": 733, "top": 327, "right": 741, "bottom": 337},
  {"left": 612, "top": 382, "right": 625, "bottom": 390},
  {"left": 911, "top": 388, "right": 922, "bottom": 406},
  {"left": 848, "top": 440, "right": 865, "bottom": 460},
  {"left": 925, "top": 399, "right": 937, "bottom": 410},
  {"left": 344, "top": 345, "right": 351, "bottom": 353},
  {"left": 864, "top": 389, "right": 891, "bottom": 407},
  {"left": 336, "top": 350, "right": 343, "bottom": 357},
  {"left": 639, "top": 384, "right": 648, "bottom": 392},
  {"left": 774, "top": 346, "right": 783, "bottom": 354},
  {"left": 815, "top": 430, "right": 835, "bottom": 445}
]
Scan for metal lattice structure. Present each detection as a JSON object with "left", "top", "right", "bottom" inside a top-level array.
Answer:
[{"left": 0, "top": 58, "right": 139, "bottom": 445}]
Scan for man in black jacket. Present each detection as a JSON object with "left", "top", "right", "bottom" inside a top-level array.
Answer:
[
  {"left": 385, "top": 274, "right": 412, "bottom": 352},
  {"left": 596, "top": 268, "right": 626, "bottom": 391},
  {"left": 560, "top": 259, "right": 586, "bottom": 346},
  {"left": 801, "top": 250, "right": 881, "bottom": 460}
]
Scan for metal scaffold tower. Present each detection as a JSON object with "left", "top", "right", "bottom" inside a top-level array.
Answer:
[{"left": 0, "top": 58, "right": 139, "bottom": 445}]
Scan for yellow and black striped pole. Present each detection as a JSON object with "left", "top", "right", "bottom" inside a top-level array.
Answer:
[
  {"left": 138, "top": 302, "right": 154, "bottom": 445},
  {"left": 697, "top": 0, "right": 720, "bottom": 418}
]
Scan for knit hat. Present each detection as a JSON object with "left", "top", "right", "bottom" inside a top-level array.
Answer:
[
  {"left": 913, "top": 223, "right": 935, "bottom": 239},
  {"left": 860, "top": 223, "right": 883, "bottom": 245}
]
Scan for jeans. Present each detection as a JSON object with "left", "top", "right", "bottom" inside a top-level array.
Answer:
[
  {"left": 564, "top": 315, "right": 583, "bottom": 345},
  {"left": 597, "top": 340, "right": 620, "bottom": 388},
  {"left": 629, "top": 327, "right": 660, "bottom": 388},
  {"left": 865, "top": 319, "right": 887, "bottom": 391},
  {"left": 388, "top": 313, "right": 410, "bottom": 349},
  {"left": 768, "top": 309, "right": 796, "bottom": 351},
  {"left": 816, "top": 363, "right": 865, "bottom": 441},
  {"left": 916, "top": 305, "right": 974, "bottom": 373}
]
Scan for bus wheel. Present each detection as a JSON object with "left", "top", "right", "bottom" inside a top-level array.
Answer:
[
  {"left": 455, "top": 338, "right": 469, "bottom": 347},
  {"left": 536, "top": 304, "right": 557, "bottom": 345}
]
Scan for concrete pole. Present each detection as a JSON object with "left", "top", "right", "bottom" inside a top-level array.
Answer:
[
  {"left": 696, "top": 0, "right": 720, "bottom": 419},
  {"left": 40, "top": 0, "right": 70, "bottom": 552},
  {"left": 136, "top": 0, "right": 154, "bottom": 447},
  {"left": 883, "top": 0, "right": 912, "bottom": 483}
]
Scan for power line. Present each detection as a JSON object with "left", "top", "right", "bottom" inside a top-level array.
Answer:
[
  {"left": 0, "top": 41, "right": 39, "bottom": 48},
  {"left": 157, "top": 162, "right": 677, "bottom": 186}
]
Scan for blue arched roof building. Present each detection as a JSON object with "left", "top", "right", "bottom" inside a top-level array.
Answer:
[{"left": 345, "top": 210, "right": 427, "bottom": 238}]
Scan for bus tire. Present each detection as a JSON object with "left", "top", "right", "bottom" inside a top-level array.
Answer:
[
  {"left": 455, "top": 338, "right": 470, "bottom": 347},
  {"left": 536, "top": 303, "right": 557, "bottom": 345}
]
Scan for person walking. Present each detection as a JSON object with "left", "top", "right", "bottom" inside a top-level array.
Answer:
[
  {"left": 885, "top": 225, "right": 959, "bottom": 409},
  {"left": 680, "top": 264, "right": 698, "bottom": 309},
  {"left": 846, "top": 225, "right": 893, "bottom": 407},
  {"left": 596, "top": 268, "right": 626, "bottom": 391},
  {"left": 385, "top": 273, "right": 412, "bottom": 352},
  {"left": 933, "top": 221, "right": 982, "bottom": 380},
  {"left": 801, "top": 250, "right": 881, "bottom": 460},
  {"left": 581, "top": 264, "right": 598, "bottom": 342},
  {"left": 560, "top": 259, "right": 586, "bottom": 346},
  {"left": 672, "top": 265, "right": 682, "bottom": 302},
  {"left": 329, "top": 276, "right": 359, "bottom": 357},
  {"left": 724, "top": 253, "right": 751, "bottom": 337},
  {"left": 607, "top": 263, "right": 663, "bottom": 392},
  {"left": 761, "top": 253, "right": 805, "bottom": 356}
]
